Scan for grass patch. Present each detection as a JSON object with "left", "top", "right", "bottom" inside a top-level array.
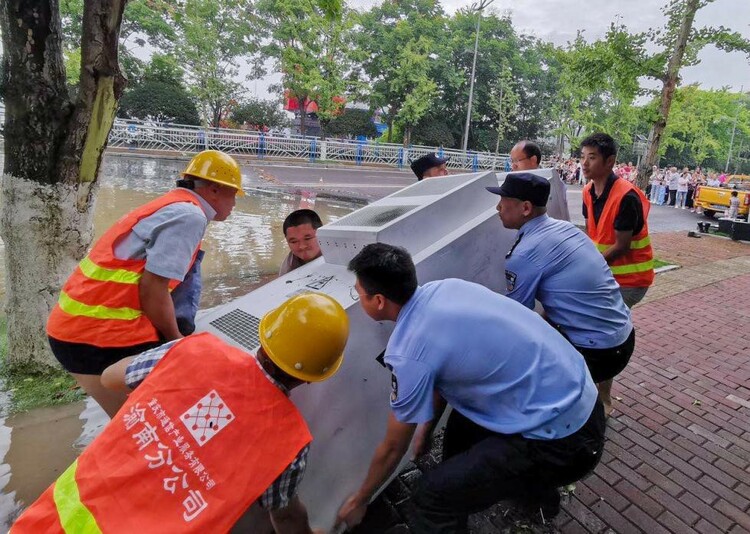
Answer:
[
  {"left": 0, "top": 315, "right": 85, "bottom": 414},
  {"left": 653, "top": 258, "right": 674, "bottom": 269}
]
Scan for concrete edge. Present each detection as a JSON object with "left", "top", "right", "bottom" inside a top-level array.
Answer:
[
  {"left": 697, "top": 231, "right": 750, "bottom": 244},
  {"left": 655, "top": 264, "right": 681, "bottom": 274}
]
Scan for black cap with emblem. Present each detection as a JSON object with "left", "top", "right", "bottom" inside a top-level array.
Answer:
[{"left": 486, "top": 172, "right": 550, "bottom": 207}]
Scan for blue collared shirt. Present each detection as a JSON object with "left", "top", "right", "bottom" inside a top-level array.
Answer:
[
  {"left": 385, "top": 279, "right": 597, "bottom": 440},
  {"left": 505, "top": 215, "right": 632, "bottom": 349}
]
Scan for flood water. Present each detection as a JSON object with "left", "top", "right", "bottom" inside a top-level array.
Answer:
[{"left": 0, "top": 154, "right": 361, "bottom": 527}]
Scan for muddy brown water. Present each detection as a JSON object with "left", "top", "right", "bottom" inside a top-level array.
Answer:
[{"left": 0, "top": 154, "right": 360, "bottom": 527}]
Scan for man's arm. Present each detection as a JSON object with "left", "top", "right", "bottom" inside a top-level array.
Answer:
[
  {"left": 602, "top": 192, "right": 642, "bottom": 264},
  {"left": 504, "top": 254, "right": 542, "bottom": 309},
  {"left": 411, "top": 390, "right": 447, "bottom": 460},
  {"left": 336, "top": 413, "right": 417, "bottom": 529},
  {"left": 269, "top": 496, "right": 321, "bottom": 534},
  {"left": 601, "top": 229, "right": 633, "bottom": 263},
  {"left": 140, "top": 271, "right": 183, "bottom": 341}
]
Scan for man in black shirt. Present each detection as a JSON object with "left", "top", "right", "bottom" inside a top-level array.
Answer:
[{"left": 580, "top": 133, "right": 653, "bottom": 309}]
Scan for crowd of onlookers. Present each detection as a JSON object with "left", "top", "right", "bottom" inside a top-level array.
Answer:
[
  {"left": 645, "top": 166, "right": 726, "bottom": 210},
  {"left": 553, "top": 157, "right": 735, "bottom": 211}
]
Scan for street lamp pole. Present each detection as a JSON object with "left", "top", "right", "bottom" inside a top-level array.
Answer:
[{"left": 462, "top": 0, "right": 494, "bottom": 153}]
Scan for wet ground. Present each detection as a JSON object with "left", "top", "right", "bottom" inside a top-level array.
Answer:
[{"left": 0, "top": 154, "right": 362, "bottom": 528}]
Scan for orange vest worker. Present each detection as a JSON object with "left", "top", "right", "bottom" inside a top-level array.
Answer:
[
  {"left": 11, "top": 333, "right": 312, "bottom": 533},
  {"left": 583, "top": 178, "right": 654, "bottom": 288},
  {"left": 47, "top": 189, "right": 204, "bottom": 347}
]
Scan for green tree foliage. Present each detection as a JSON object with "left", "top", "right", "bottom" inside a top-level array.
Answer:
[
  {"left": 355, "top": 0, "right": 448, "bottom": 144},
  {"left": 324, "top": 109, "right": 378, "bottom": 138},
  {"left": 598, "top": 0, "right": 750, "bottom": 184},
  {"left": 118, "top": 81, "right": 200, "bottom": 125},
  {"left": 255, "top": 0, "right": 351, "bottom": 136},
  {"left": 143, "top": 53, "right": 184, "bottom": 86},
  {"left": 174, "top": 0, "right": 258, "bottom": 127},
  {"left": 60, "top": 0, "right": 177, "bottom": 83},
  {"left": 412, "top": 118, "right": 456, "bottom": 148},
  {"left": 548, "top": 26, "right": 645, "bottom": 156},
  {"left": 230, "top": 99, "right": 289, "bottom": 130},
  {"left": 117, "top": 54, "right": 198, "bottom": 125},
  {"left": 432, "top": 9, "right": 556, "bottom": 151},
  {"left": 660, "top": 87, "right": 750, "bottom": 170}
]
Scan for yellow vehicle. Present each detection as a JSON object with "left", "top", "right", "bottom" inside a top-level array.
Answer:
[{"left": 694, "top": 182, "right": 750, "bottom": 218}]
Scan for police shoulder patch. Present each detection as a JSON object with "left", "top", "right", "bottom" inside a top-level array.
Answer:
[{"left": 505, "top": 270, "right": 517, "bottom": 292}]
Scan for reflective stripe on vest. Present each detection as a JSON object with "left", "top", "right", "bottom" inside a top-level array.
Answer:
[
  {"left": 53, "top": 461, "right": 102, "bottom": 533},
  {"left": 594, "top": 235, "right": 652, "bottom": 252},
  {"left": 47, "top": 189, "right": 203, "bottom": 346},
  {"left": 583, "top": 177, "right": 654, "bottom": 288},
  {"left": 78, "top": 256, "right": 141, "bottom": 285},
  {"left": 12, "top": 334, "right": 313, "bottom": 532},
  {"left": 57, "top": 291, "right": 143, "bottom": 321},
  {"left": 610, "top": 259, "right": 654, "bottom": 275}
]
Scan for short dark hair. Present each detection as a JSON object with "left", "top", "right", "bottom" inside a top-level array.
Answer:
[
  {"left": 731, "top": 190, "right": 738, "bottom": 196},
  {"left": 580, "top": 133, "right": 618, "bottom": 160},
  {"left": 283, "top": 209, "right": 322, "bottom": 235},
  {"left": 348, "top": 243, "right": 417, "bottom": 305},
  {"left": 520, "top": 141, "right": 542, "bottom": 165}
]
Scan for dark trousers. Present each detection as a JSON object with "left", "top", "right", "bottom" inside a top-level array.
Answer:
[
  {"left": 576, "top": 328, "right": 635, "bottom": 383},
  {"left": 669, "top": 189, "right": 677, "bottom": 206},
  {"left": 410, "top": 402, "right": 606, "bottom": 533}
]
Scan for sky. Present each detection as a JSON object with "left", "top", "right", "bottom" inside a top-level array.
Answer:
[{"left": 250, "top": 0, "right": 749, "bottom": 100}]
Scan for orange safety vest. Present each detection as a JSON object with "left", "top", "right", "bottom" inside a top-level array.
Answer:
[
  {"left": 11, "top": 333, "right": 312, "bottom": 533},
  {"left": 47, "top": 189, "right": 204, "bottom": 347},
  {"left": 583, "top": 177, "right": 654, "bottom": 288}
]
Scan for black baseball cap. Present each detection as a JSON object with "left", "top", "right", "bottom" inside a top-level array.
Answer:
[
  {"left": 486, "top": 172, "right": 550, "bottom": 207},
  {"left": 410, "top": 153, "right": 449, "bottom": 181}
]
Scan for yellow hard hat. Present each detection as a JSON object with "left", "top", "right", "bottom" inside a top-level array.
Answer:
[
  {"left": 259, "top": 293, "right": 349, "bottom": 382},
  {"left": 181, "top": 150, "right": 245, "bottom": 196}
]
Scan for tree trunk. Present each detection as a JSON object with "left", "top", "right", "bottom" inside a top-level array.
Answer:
[
  {"left": 298, "top": 97, "right": 307, "bottom": 136},
  {"left": 403, "top": 126, "right": 411, "bottom": 148},
  {"left": 386, "top": 102, "right": 398, "bottom": 143},
  {"left": 212, "top": 102, "right": 222, "bottom": 127},
  {"left": 638, "top": 0, "right": 699, "bottom": 189},
  {"left": 0, "top": 0, "right": 126, "bottom": 370}
]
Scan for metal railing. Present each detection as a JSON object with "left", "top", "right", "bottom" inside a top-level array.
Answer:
[
  {"left": 107, "top": 119, "right": 512, "bottom": 171},
  {"left": 0, "top": 107, "right": 511, "bottom": 171}
]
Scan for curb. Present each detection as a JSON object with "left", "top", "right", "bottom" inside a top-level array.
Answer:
[
  {"left": 696, "top": 231, "right": 750, "bottom": 244},
  {"left": 654, "top": 264, "right": 680, "bottom": 274}
]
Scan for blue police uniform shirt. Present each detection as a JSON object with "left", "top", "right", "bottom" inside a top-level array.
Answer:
[
  {"left": 505, "top": 215, "right": 632, "bottom": 349},
  {"left": 384, "top": 279, "right": 597, "bottom": 440}
]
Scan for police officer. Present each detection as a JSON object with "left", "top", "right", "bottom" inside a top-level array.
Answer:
[
  {"left": 488, "top": 173, "right": 635, "bottom": 417},
  {"left": 410, "top": 153, "right": 449, "bottom": 181},
  {"left": 336, "top": 243, "right": 604, "bottom": 533}
]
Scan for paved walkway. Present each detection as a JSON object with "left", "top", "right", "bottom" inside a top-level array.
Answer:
[{"left": 353, "top": 233, "right": 750, "bottom": 533}]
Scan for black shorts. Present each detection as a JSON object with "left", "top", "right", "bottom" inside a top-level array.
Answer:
[
  {"left": 575, "top": 328, "right": 635, "bottom": 383},
  {"left": 48, "top": 336, "right": 163, "bottom": 375}
]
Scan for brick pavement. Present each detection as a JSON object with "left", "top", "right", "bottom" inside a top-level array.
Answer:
[{"left": 351, "top": 233, "right": 750, "bottom": 534}]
